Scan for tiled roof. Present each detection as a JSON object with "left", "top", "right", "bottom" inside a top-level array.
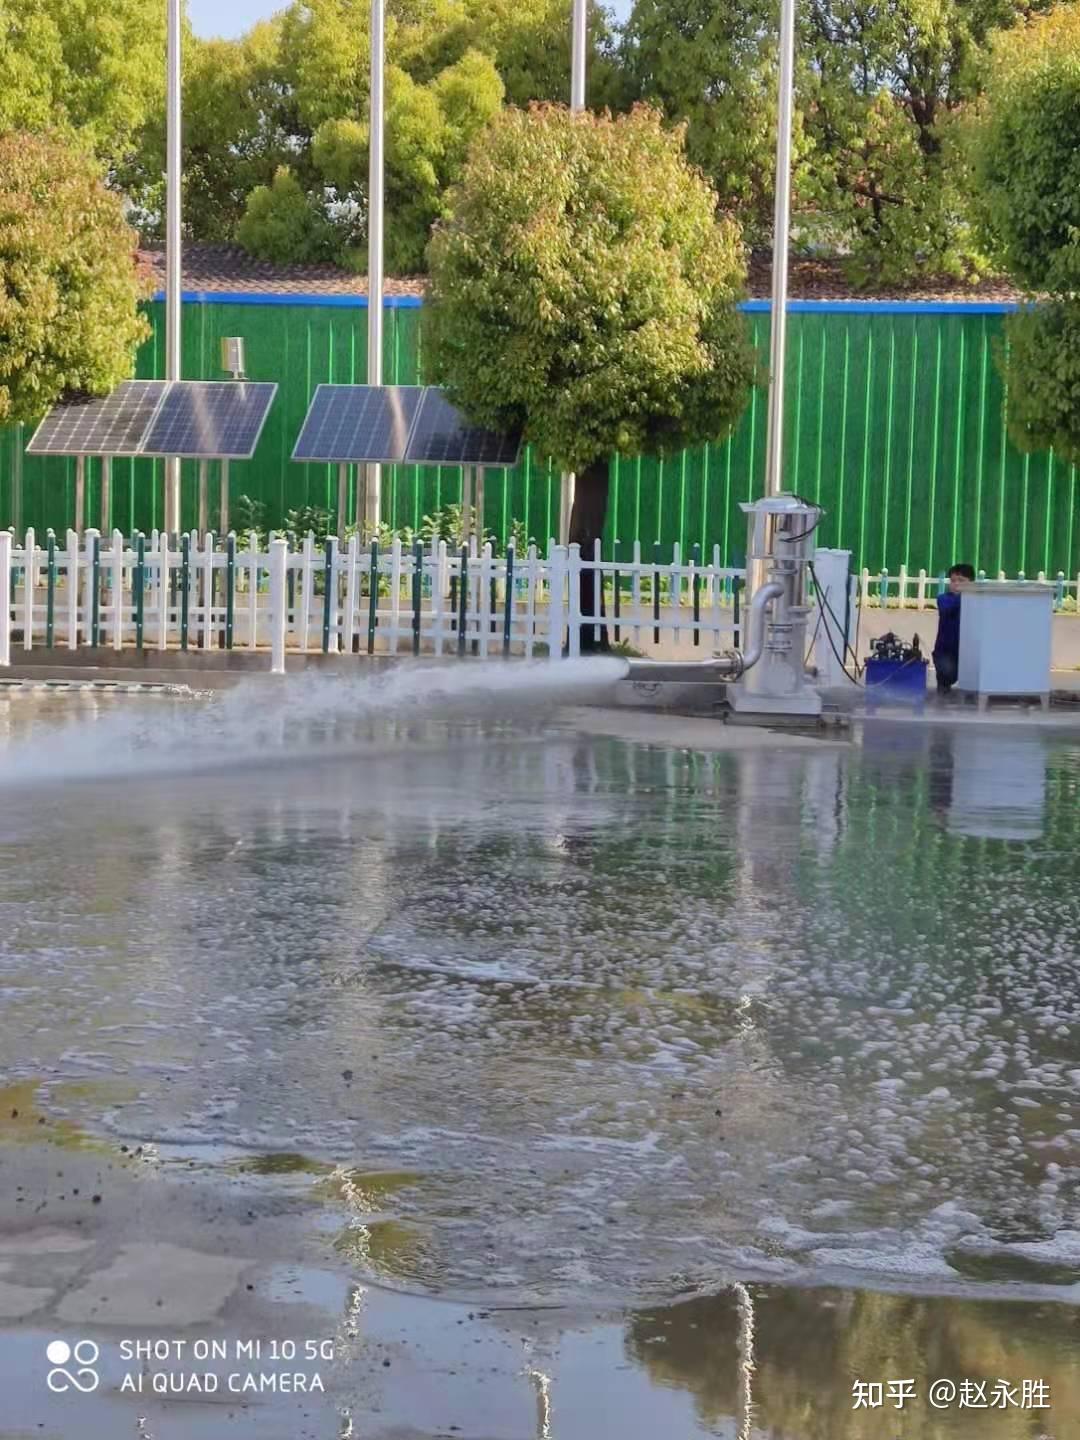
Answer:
[
  {"left": 140, "top": 245, "right": 426, "bottom": 297},
  {"left": 140, "top": 243, "right": 1023, "bottom": 304}
]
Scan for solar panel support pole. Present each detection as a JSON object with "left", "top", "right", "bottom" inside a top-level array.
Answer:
[
  {"left": 461, "top": 466, "right": 472, "bottom": 542},
  {"left": 75, "top": 455, "right": 86, "bottom": 537},
  {"left": 337, "top": 463, "right": 349, "bottom": 541},
  {"left": 198, "top": 460, "right": 209, "bottom": 537},
  {"left": 165, "top": 0, "right": 183, "bottom": 537},
  {"left": 475, "top": 467, "right": 486, "bottom": 543},
  {"left": 561, "top": 0, "right": 587, "bottom": 547},
  {"left": 11, "top": 427, "right": 22, "bottom": 538},
  {"left": 571, "top": 0, "right": 586, "bottom": 109},
  {"left": 220, "top": 460, "right": 230, "bottom": 534},
  {"left": 763, "top": 0, "right": 795, "bottom": 500},
  {"left": 100, "top": 456, "right": 112, "bottom": 533},
  {"left": 363, "top": 0, "right": 386, "bottom": 537}
]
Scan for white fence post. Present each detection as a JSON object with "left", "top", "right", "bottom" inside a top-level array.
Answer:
[
  {"left": 22, "top": 526, "right": 35, "bottom": 649},
  {"left": 110, "top": 529, "right": 125, "bottom": 650},
  {"left": 0, "top": 529, "right": 11, "bottom": 667},
  {"left": 389, "top": 536, "right": 402, "bottom": 653},
  {"left": 66, "top": 528, "right": 79, "bottom": 649},
  {"left": 567, "top": 543, "right": 581, "bottom": 658},
  {"left": 202, "top": 530, "right": 215, "bottom": 649},
  {"left": 547, "top": 544, "right": 566, "bottom": 660},
  {"left": 478, "top": 542, "right": 492, "bottom": 659},
  {"left": 83, "top": 529, "right": 100, "bottom": 646},
  {"left": 269, "top": 536, "right": 288, "bottom": 675},
  {"left": 158, "top": 531, "right": 171, "bottom": 651},
  {"left": 343, "top": 533, "right": 359, "bottom": 655},
  {"left": 299, "top": 532, "right": 314, "bottom": 652},
  {"left": 247, "top": 531, "right": 260, "bottom": 650}
]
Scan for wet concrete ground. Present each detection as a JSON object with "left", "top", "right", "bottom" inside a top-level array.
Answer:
[{"left": 4, "top": 675, "right": 1080, "bottom": 1436}]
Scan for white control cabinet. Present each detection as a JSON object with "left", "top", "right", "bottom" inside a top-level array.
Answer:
[{"left": 957, "top": 581, "right": 1053, "bottom": 707}]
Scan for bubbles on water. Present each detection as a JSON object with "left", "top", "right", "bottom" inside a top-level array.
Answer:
[{"left": 3, "top": 704, "right": 1080, "bottom": 1305}]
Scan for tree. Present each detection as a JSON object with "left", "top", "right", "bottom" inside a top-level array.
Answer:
[
  {"left": 425, "top": 104, "right": 757, "bottom": 650},
  {"left": 0, "top": 0, "right": 166, "bottom": 163},
  {"left": 237, "top": 167, "right": 337, "bottom": 264},
  {"left": 619, "top": 0, "right": 780, "bottom": 241},
  {"left": 969, "top": 4, "right": 1080, "bottom": 465},
  {"left": 798, "top": 0, "right": 1065, "bottom": 285},
  {"left": 0, "top": 131, "right": 150, "bottom": 424},
  {"left": 619, "top": 0, "right": 1054, "bottom": 285}
]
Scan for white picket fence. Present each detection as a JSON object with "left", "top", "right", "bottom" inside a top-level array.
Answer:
[
  {"left": 0, "top": 528, "right": 744, "bottom": 671},
  {"left": 858, "top": 565, "right": 1080, "bottom": 611}
]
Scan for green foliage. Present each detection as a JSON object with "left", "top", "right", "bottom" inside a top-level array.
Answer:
[
  {"left": 0, "top": 0, "right": 166, "bottom": 161},
  {"left": 969, "top": 9, "right": 1080, "bottom": 467},
  {"left": 234, "top": 493, "right": 269, "bottom": 543},
  {"left": 383, "top": 51, "right": 505, "bottom": 272},
  {"left": 237, "top": 167, "right": 336, "bottom": 264},
  {"left": 425, "top": 104, "right": 757, "bottom": 473},
  {"left": 619, "top": 0, "right": 780, "bottom": 241},
  {"left": 969, "top": 5, "right": 1080, "bottom": 293},
  {"left": 0, "top": 131, "right": 150, "bottom": 425}
]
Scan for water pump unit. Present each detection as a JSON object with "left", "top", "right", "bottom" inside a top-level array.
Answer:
[{"left": 728, "top": 494, "right": 823, "bottom": 718}]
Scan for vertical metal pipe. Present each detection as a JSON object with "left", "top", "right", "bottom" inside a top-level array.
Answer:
[
  {"left": 561, "top": 0, "right": 588, "bottom": 543},
  {"left": 219, "top": 459, "right": 230, "bottom": 535},
  {"left": 198, "top": 459, "right": 208, "bottom": 537},
  {"left": 75, "top": 455, "right": 86, "bottom": 536},
  {"left": 165, "top": 0, "right": 183, "bottom": 535},
  {"left": 100, "top": 456, "right": 112, "bottom": 533},
  {"left": 363, "top": 0, "right": 385, "bottom": 536},
  {"left": 337, "top": 462, "right": 349, "bottom": 541},
  {"left": 763, "top": 0, "right": 796, "bottom": 499},
  {"left": 571, "top": 0, "right": 587, "bottom": 110}
]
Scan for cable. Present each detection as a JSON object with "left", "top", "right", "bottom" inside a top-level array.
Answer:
[{"left": 808, "top": 559, "right": 862, "bottom": 683}]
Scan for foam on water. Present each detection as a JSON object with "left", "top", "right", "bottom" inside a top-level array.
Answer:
[{"left": 3, "top": 707, "right": 1080, "bottom": 1307}]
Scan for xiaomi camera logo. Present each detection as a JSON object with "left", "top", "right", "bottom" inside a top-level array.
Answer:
[{"left": 46, "top": 1339, "right": 100, "bottom": 1393}]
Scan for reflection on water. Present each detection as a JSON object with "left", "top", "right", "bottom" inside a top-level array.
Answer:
[
  {"left": 2, "top": 690, "right": 1080, "bottom": 1312},
  {"left": 627, "top": 1282, "right": 1080, "bottom": 1438}
]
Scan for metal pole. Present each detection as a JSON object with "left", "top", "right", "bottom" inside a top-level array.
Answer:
[
  {"left": 100, "top": 456, "right": 111, "bottom": 533},
  {"left": 763, "top": 0, "right": 796, "bottom": 499},
  {"left": 562, "top": 0, "right": 588, "bottom": 543},
  {"left": 165, "top": 0, "right": 182, "bottom": 535},
  {"left": 363, "top": 0, "right": 385, "bottom": 538},
  {"left": 198, "top": 460, "right": 208, "bottom": 536},
  {"left": 337, "top": 463, "right": 349, "bottom": 540},
  {"left": 75, "top": 455, "right": 86, "bottom": 536},
  {"left": 219, "top": 460, "right": 230, "bottom": 534},
  {"left": 571, "top": 0, "right": 587, "bottom": 110}
]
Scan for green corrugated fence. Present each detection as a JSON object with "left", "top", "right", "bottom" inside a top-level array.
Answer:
[{"left": 1, "top": 297, "right": 1073, "bottom": 579}]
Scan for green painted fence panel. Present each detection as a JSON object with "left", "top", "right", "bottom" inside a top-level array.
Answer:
[{"left": 2, "top": 299, "right": 1076, "bottom": 579}]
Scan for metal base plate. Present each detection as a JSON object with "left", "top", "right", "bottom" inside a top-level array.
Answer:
[{"left": 728, "top": 684, "right": 823, "bottom": 718}]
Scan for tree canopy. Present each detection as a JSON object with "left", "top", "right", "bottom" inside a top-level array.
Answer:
[
  {"left": 0, "top": 131, "right": 150, "bottom": 425},
  {"left": 2, "top": 0, "right": 1076, "bottom": 290},
  {"left": 968, "top": 5, "right": 1080, "bottom": 466},
  {"left": 425, "top": 104, "right": 756, "bottom": 472},
  {"left": 0, "top": 0, "right": 166, "bottom": 159}
]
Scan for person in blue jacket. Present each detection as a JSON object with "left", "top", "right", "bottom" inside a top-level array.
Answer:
[{"left": 933, "top": 563, "right": 975, "bottom": 693}]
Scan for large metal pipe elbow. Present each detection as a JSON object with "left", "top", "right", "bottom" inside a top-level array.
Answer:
[{"left": 735, "top": 579, "right": 784, "bottom": 676}]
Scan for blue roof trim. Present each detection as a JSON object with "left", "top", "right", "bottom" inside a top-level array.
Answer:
[
  {"left": 740, "top": 298, "right": 1017, "bottom": 315},
  {"left": 155, "top": 289, "right": 1017, "bottom": 316},
  {"left": 153, "top": 290, "right": 424, "bottom": 309}
]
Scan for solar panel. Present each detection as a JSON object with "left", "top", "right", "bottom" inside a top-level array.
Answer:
[
  {"left": 404, "top": 388, "right": 522, "bottom": 468},
  {"left": 141, "top": 381, "right": 278, "bottom": 459},
  {"left": 291, "top": 385, "right": 424, "bottom": 464},
  {"left": 26, "top": 381, "right": 169, "bottom": 456}
]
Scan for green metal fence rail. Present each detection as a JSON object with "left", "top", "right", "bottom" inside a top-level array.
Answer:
[{"left": 2, "top": 299, "right": 1073, "bottom": 580}]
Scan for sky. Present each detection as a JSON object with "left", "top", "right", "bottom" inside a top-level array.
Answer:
[{"left": 188, "top": 0, "right": 632, "bottom": 40}]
